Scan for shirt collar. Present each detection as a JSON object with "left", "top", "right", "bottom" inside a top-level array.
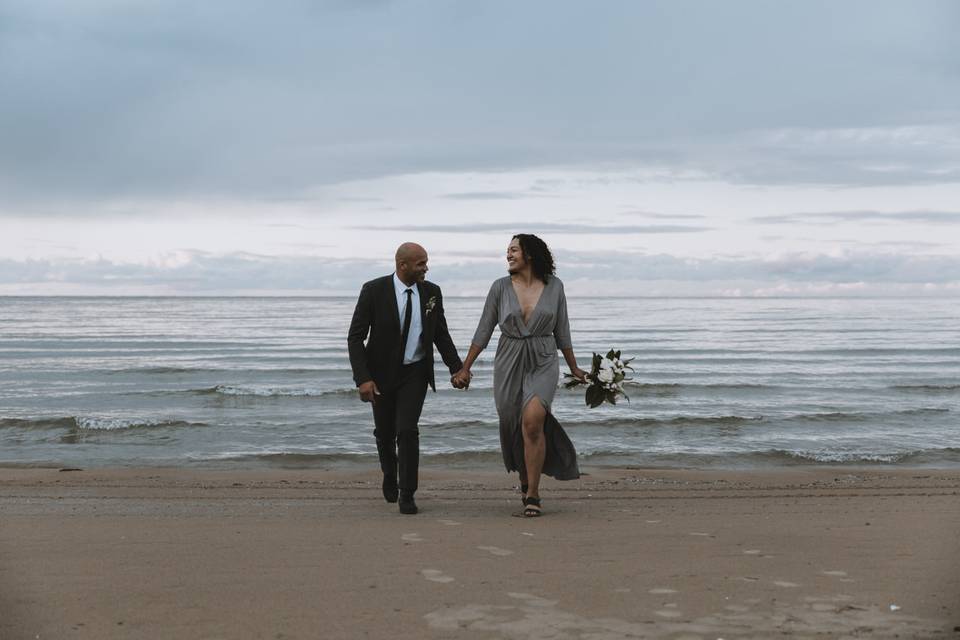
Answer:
[{"left": 393, "top": 272, "right": 416, "bottom": 296}]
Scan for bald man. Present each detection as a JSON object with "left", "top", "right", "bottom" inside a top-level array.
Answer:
[{"left": 347, "top": 243, "right": 467, "bottom": 514}]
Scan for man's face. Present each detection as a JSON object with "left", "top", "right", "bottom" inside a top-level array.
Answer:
[
  {"left": 506, "top": 239, "right": 526, "bottom": 274},
  {"left": 399, "top": 249, "right": 429, "bottom": 283}
]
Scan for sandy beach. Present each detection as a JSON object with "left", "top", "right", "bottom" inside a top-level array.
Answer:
[{"left": 1, "top": 465, "right": 958, "bottom": 639}]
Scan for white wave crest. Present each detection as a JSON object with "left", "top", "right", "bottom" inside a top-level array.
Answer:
[
  {"left": 74, "top": 417, "right": 176, "bottom": 431},
  {"left": 213, "top": 385, "right": 330, "bottom": 397},
  {"left": 789, "top": 450, "right": 906, "bottom": 463}
]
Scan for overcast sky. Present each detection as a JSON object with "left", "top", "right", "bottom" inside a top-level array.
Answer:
[{"left": 2, "top": 0, "right": 958, "bottom": 296}]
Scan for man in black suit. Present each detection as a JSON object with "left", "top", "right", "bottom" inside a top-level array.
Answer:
[{"left": 347, "top": 242, "right": 467, "bottom": 514}]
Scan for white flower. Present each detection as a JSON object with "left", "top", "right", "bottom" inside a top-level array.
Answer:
[{"left": 598, "top": 368, "right": 615, "bottom": 384}]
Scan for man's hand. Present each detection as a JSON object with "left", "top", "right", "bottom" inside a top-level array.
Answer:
[
  {"left": 358, "top": 380, "right": 381, "bottom": 405},
  {"left": 451, "top": 368, "right": 472, "bottom": 390}
]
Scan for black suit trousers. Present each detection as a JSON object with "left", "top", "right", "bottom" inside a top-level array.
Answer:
[{"left": 372, "top": 360, "right": 429, "bottom": 493}]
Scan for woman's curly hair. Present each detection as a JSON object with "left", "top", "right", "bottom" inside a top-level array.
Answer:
[{"left": 513, "top": 234, "right": 556, "bottom": 282}]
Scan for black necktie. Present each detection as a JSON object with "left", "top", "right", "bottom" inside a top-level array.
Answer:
[{"left": 399, "top": 288, "right": 413, "bottom": 363}]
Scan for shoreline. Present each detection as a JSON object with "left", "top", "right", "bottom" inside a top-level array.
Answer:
[
  {"left": 2, "top": 458, "right": 960, "bottom": 472},
  {"left": 2, "top": 466, "right": 959, "bottom": 638}
]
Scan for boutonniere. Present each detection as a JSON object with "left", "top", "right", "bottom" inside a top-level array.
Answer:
[{"left": 425, "top": 296, "right": 437, "bottom": 316}]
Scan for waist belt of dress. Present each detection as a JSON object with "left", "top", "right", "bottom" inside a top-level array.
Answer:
[{"left": 503, "top": 334, "right": 553, "bottom": 374}]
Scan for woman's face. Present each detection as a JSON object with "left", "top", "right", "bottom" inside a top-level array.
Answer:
[{"left": 506, "top": 239, "right": 526, "bottom": 274}]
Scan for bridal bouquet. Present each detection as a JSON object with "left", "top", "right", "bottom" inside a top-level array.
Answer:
[{"left": 564, "top": 349, "right": 634, "bottom": 408}]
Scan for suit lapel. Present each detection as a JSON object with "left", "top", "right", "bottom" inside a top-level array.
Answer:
[
  {"left": 416, "top": 282, "right": 427, "bottom": 323},
  {"left": 417, "top": 282, "right": 431, "bottom": 345},
  {"left": 385, "top": 275, "right": 401, "bottom": 333}
]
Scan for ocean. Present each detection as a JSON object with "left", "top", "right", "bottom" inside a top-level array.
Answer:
[{"left": 1, "top": 296, "right": 958, "bottom": 469}]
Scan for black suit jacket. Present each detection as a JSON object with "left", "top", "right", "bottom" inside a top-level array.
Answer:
[{"left": 348, "top": 275, "right": 462, "bottom": 393}]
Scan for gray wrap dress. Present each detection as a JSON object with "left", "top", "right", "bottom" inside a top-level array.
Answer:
[{"left": 472, "top": 276, "right": 580, "bottom": 480}]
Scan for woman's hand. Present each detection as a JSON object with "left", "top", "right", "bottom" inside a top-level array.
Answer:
[
  {"left": 451, "top": 368, "right": 472, "bottom": 389},
  {"left": 569, "top": 366, "right": 588, "bottom": 383}
]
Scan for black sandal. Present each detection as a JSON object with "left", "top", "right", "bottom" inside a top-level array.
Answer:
[{"left": 522, "top": 496, "right": 542, "bottom": 517}]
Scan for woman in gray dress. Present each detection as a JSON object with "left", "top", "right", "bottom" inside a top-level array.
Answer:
[{"left": 453, "top": 234, "right": 587, "bottom": 517}]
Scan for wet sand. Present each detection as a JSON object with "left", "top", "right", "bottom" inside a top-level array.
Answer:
[{"left": 1, "top": 466, "right": 958, "bottom": 639}]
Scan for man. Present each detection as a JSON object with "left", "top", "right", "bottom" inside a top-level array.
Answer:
[{"left": 347, "top": 243, "right": 467, "bottom": 514}]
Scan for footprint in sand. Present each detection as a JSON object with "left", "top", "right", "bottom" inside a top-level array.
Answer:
[
  {"left": 773, "top": 580, "right": 800, "bottom": 588},
  {"left": 507, "top": 592, "right": 558, "bottom": 607},
  {"left": 649, "top": 588, "right": 678, "bottom": 595},
  {"left": 421, "top": 569, "right": 454, "bottom": 583},
  {"left": 478, "top": 545, "right": 514, "bottom": 556},
  {"left": 401, "top": 533, "right": 423, "bottom": 542},
  {"left": 437, "top": 519, "right": 461, "bottom": 526},
  {"left": 805, "top": 596, "right": 839, "bottom": 603}
]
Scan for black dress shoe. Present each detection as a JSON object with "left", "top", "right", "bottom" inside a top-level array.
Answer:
[
  {"left": 382, "top": 477, "right": 399, "bottom": 503},
  {"left": 398, "top": 492, "right": 417, "bottom": 515}
]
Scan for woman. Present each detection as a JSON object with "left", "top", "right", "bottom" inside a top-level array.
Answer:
[{"left": 453, "top": 234, "right": 587, "bottom": 517}]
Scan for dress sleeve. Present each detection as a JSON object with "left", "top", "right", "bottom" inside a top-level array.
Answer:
[
  {"left": 553, "top": 279, "right": 573, "bottom": 350},
  {"left": 471, "top": 280, "right": 501, "bottom": 350}
]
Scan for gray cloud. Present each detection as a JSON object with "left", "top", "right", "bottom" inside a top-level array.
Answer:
[
  {"left": 619, "top": 211, "right": 707, "bottom": 220},
  {"left": 442, "top": 191, "right": 551, "bottom": 200},
  {"left": 752, "top": 210, "right": 960, "bottom": 225},
  {"left": 358, "top": 223, "right": 712, "bottom": 234},
  {"left": 1, "top": 0, "right": 958, "bottom": 210},
  {"left": 0, "top": 253, "right": 391, "bottom": 294},
  {"left": 3, "top": 248, "right": 959, "bottom": 296},
  {"left": 873, "top": 240, "right": 947, "bottom": 249},
  {"left": 558, "top": 250, "right": 960, "bottom": 285}
]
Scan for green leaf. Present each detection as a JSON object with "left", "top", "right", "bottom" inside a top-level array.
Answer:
[{"left": 585, "top": 384, "right": 605, "bottom": 408}]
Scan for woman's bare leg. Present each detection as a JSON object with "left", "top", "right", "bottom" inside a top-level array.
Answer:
[{"left": 521, "top": 397, "right": 547, "bottom": 498}]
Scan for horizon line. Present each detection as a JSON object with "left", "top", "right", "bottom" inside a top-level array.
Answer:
[{"left": 2, "top": 294, "right": 958, "bottom": 301}]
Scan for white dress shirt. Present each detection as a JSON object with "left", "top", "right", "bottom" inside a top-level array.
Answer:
[{"left": 393, "top": 273, "right": 425, "bottom": 364}]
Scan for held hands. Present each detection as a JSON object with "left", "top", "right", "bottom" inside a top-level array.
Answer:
[
  {"left": 358, "top": 380, "right": 381, "bottom": 405},
  {"left": 451, "top": 368, "right": 472, "bottom": 390}
]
